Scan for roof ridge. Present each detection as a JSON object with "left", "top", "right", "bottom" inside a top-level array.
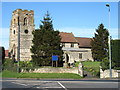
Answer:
[{"left": 75, "top": 37, "right": 92, "bottom": 39}]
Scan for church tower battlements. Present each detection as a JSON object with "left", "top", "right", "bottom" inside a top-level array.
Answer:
[{"left": 9, "top": 9, "right": 35, "bottom": 61}]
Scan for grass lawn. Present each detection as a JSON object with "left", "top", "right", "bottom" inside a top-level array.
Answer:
[
  {"left": 1, "top": 70, "right": 82, "bottom": 79},
  {"left": 82, "top": 61, "right": 100, "bottom": 68},
  {"left": 82, "top": 61, "right": 101, "bottom": 77}
]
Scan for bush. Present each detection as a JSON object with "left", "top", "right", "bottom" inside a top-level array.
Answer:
[
  {"left": 20, "top": 61, "right": 33, "bottom": 68},
  {"left": 101, "top": 57, "right": 109, "bottom": 71},
  {"left": 101, "top": 57, "right": 116, "bottom": 71},
  {"left": 75, "top": 61, "right": 80, "bottom": 67},
  {"left": 3, "top": 58, "right": 18, "bottom": 72},
  {"left": 19, "top": 61, "right": 35, "bottom": 72}
]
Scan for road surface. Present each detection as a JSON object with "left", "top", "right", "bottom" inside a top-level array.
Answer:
[{"left": 1, "top": 78, "right": 119, "bottom": 90}]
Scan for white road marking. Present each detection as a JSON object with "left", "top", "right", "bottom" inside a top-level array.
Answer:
[
  {"left": 11, "top": 82, "right": 28, "bottom": 86},
  {"left": 58, "top": 82, "right": 67, "bottom": 90},
  {"left": 36, "top": 87, "right": 62, "bottom": 88}
]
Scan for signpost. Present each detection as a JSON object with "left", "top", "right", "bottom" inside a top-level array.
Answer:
[{"left": 52, "top": 55, "right": 58, "bottom": 67}]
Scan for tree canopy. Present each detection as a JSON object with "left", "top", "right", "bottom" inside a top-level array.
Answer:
[
  {"left": 31, "top": 11, "right": 63, "bottom": 66},
  {"left": 91, "top": 24, "right": 109, "bottom": 61}
]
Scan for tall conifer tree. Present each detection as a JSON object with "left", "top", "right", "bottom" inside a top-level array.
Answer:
[
  {"left": 31, "top": 11, "right": 63, "bottom": 66},
  {"left": 91, "top": 24, "right": 109, "bottom": 61}
]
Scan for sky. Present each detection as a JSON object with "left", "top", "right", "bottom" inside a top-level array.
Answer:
[{"left": 0, "top": 2, "right": 118, "bottom": 50}]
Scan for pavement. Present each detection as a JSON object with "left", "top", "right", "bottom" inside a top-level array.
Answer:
[{"left": 1, "top": 78, "right": 119, "bottom": 90}]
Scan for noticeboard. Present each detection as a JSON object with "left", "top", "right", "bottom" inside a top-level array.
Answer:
[{"left": 52, "top": 55, "right": 58, "bottom": 61}]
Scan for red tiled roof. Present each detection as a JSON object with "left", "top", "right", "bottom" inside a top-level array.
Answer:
[
  {"left": 5, "top": 50, "right": 9, "bottom": 57},
  {"left": 59, "top": 32, "right": 78, "bottom": 43},
  {"left": 75, "top": 37, "right": 92, "bottom": 48}
]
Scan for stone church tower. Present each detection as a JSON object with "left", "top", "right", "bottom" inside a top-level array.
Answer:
[{"left": 9, "top": 9, "right": 35, "bottom": 61}]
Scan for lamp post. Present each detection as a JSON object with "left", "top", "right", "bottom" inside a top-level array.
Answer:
[
  {"left": 17, "top": 16, "right": 20, "bottom": 73},
  {"left": 106, "top": 4, "right": 112, "bottom": 78}
]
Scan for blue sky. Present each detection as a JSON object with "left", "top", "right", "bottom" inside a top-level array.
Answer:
[{"left": 1, "top": 2, "right": 118, "bottom": 49}]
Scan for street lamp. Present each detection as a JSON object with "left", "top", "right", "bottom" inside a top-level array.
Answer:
[
  {"left": 106, "top": 4, "right": 112, "bottom": 78},
  {"left": 17, "top": 16, "right": 20, "bottom": 73}
]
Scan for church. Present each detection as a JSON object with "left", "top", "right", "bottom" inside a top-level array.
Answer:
[{"left": 9, "top": 9, "right": 93, "bottom": 67}]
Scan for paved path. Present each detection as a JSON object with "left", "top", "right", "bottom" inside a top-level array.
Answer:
[{"left": 83, "top": 70, "right": 95, "bottom": 78}]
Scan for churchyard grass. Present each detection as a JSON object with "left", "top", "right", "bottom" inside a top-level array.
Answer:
[{"left": 2, "top": 70, "right": 82, "bottom": 79}]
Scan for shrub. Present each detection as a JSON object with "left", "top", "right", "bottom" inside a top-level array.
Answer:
[
  {"left": 101, "top": 57, "right": 116, "bottom": 71},
  {"left": 3, "top": 58, "right": 18, "bottom": 72},
  {"left": 75, "top": 61, "right": 80, "bottom": 67}
]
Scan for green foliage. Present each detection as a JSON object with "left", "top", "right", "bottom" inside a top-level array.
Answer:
[
  {"left": 111, "top": 40, "right": 120, "bottom": 69},
  {"left": 19, "top": 61, "right": 33, "bottom": 68},
  {"left": 2, "top": 70, "right": 82, "bottom": 79},
  {"left": 91, "top": 24, "right": 109, "bottom": 61},
  {"left": 82, "top": 61, "right": 100, "bottom": 77},
  {"left": 3, "top": 58, "right": 18, "bottom": 72},
  {"left": 101, "top": 57, "right": 116, "bottom": 71},
  {"left": 19, "top": 61, "right": 39, "bottom": 72},
  {"left": 75, "top": 61, "right": 80, "bottom": 67},
  {"left": 31, "top": 11, "right": 63, "bottom": 66},
  {"left": 100, "top": 57, "right": 109, "bottom": 71}
]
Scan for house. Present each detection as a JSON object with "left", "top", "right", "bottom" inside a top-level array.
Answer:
[
  {"left": 59, "top": 32, "right": 93, "bottom": 67},
  {"left": 5, "top": 50, "right": 9, "bottom": 58}
]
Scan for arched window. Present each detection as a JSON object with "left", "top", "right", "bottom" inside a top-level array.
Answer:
[
  {"left": 13, "top": 30, "right": 15, "bottom": 34},
  {"left": 24, "top": 17, "right": 27, "bottom": 25}
]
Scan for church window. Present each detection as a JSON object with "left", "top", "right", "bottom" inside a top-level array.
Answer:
[
  {"left": 71, "top": 43, "right": 74, "bottom": 47},
  {"left": 24, "top": 29, "right": 28, "bottom": 34},
  {"left": 79, "top": 53, "right": 82, "bottom": 59},
  {"left": 62, "top": 43, "right": 65, "bottom": 47},
  {"left": 24, "top": 17, "right": 27, "bottom": 25}
]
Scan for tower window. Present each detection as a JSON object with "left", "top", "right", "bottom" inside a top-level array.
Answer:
[
  {"left": 24, "top": 29, "right": 28, "bottom": 34},
  {"left": 14, "top": 19, "right": 16, "bottom": 24},
  {"left": 13, "top": 30, "right": 15, "bottom": 34},
  {"left": 24, "top": 17, "right": 27, "bottom": 25}
]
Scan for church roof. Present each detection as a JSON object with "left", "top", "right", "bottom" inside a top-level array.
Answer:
[
  {"left": 75, "top": 37, "right": 92, "bottom": 48},
  {"left": 59, "top": 32, "right": 92, "bottom": 48},
  {"left": 59, "top": 32, "right": 78, "bottom": 43}
]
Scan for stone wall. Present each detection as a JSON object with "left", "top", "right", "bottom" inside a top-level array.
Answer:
[
  {"left": 21, "top": 64, "right": 83, "bottom": 77},
  {"left": 100, "top": 68, "right": 120, "bottom": 78}
]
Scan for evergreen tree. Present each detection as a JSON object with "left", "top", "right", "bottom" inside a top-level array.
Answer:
[
  {"left": 111, "top": 40, "right": 120, "bottom": 69},
  {"left": 31, "top": 11, "right": 63, "bottom": 66},
  {"left": 91, "top": 24, "right": 109, "bottom": 61}
]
